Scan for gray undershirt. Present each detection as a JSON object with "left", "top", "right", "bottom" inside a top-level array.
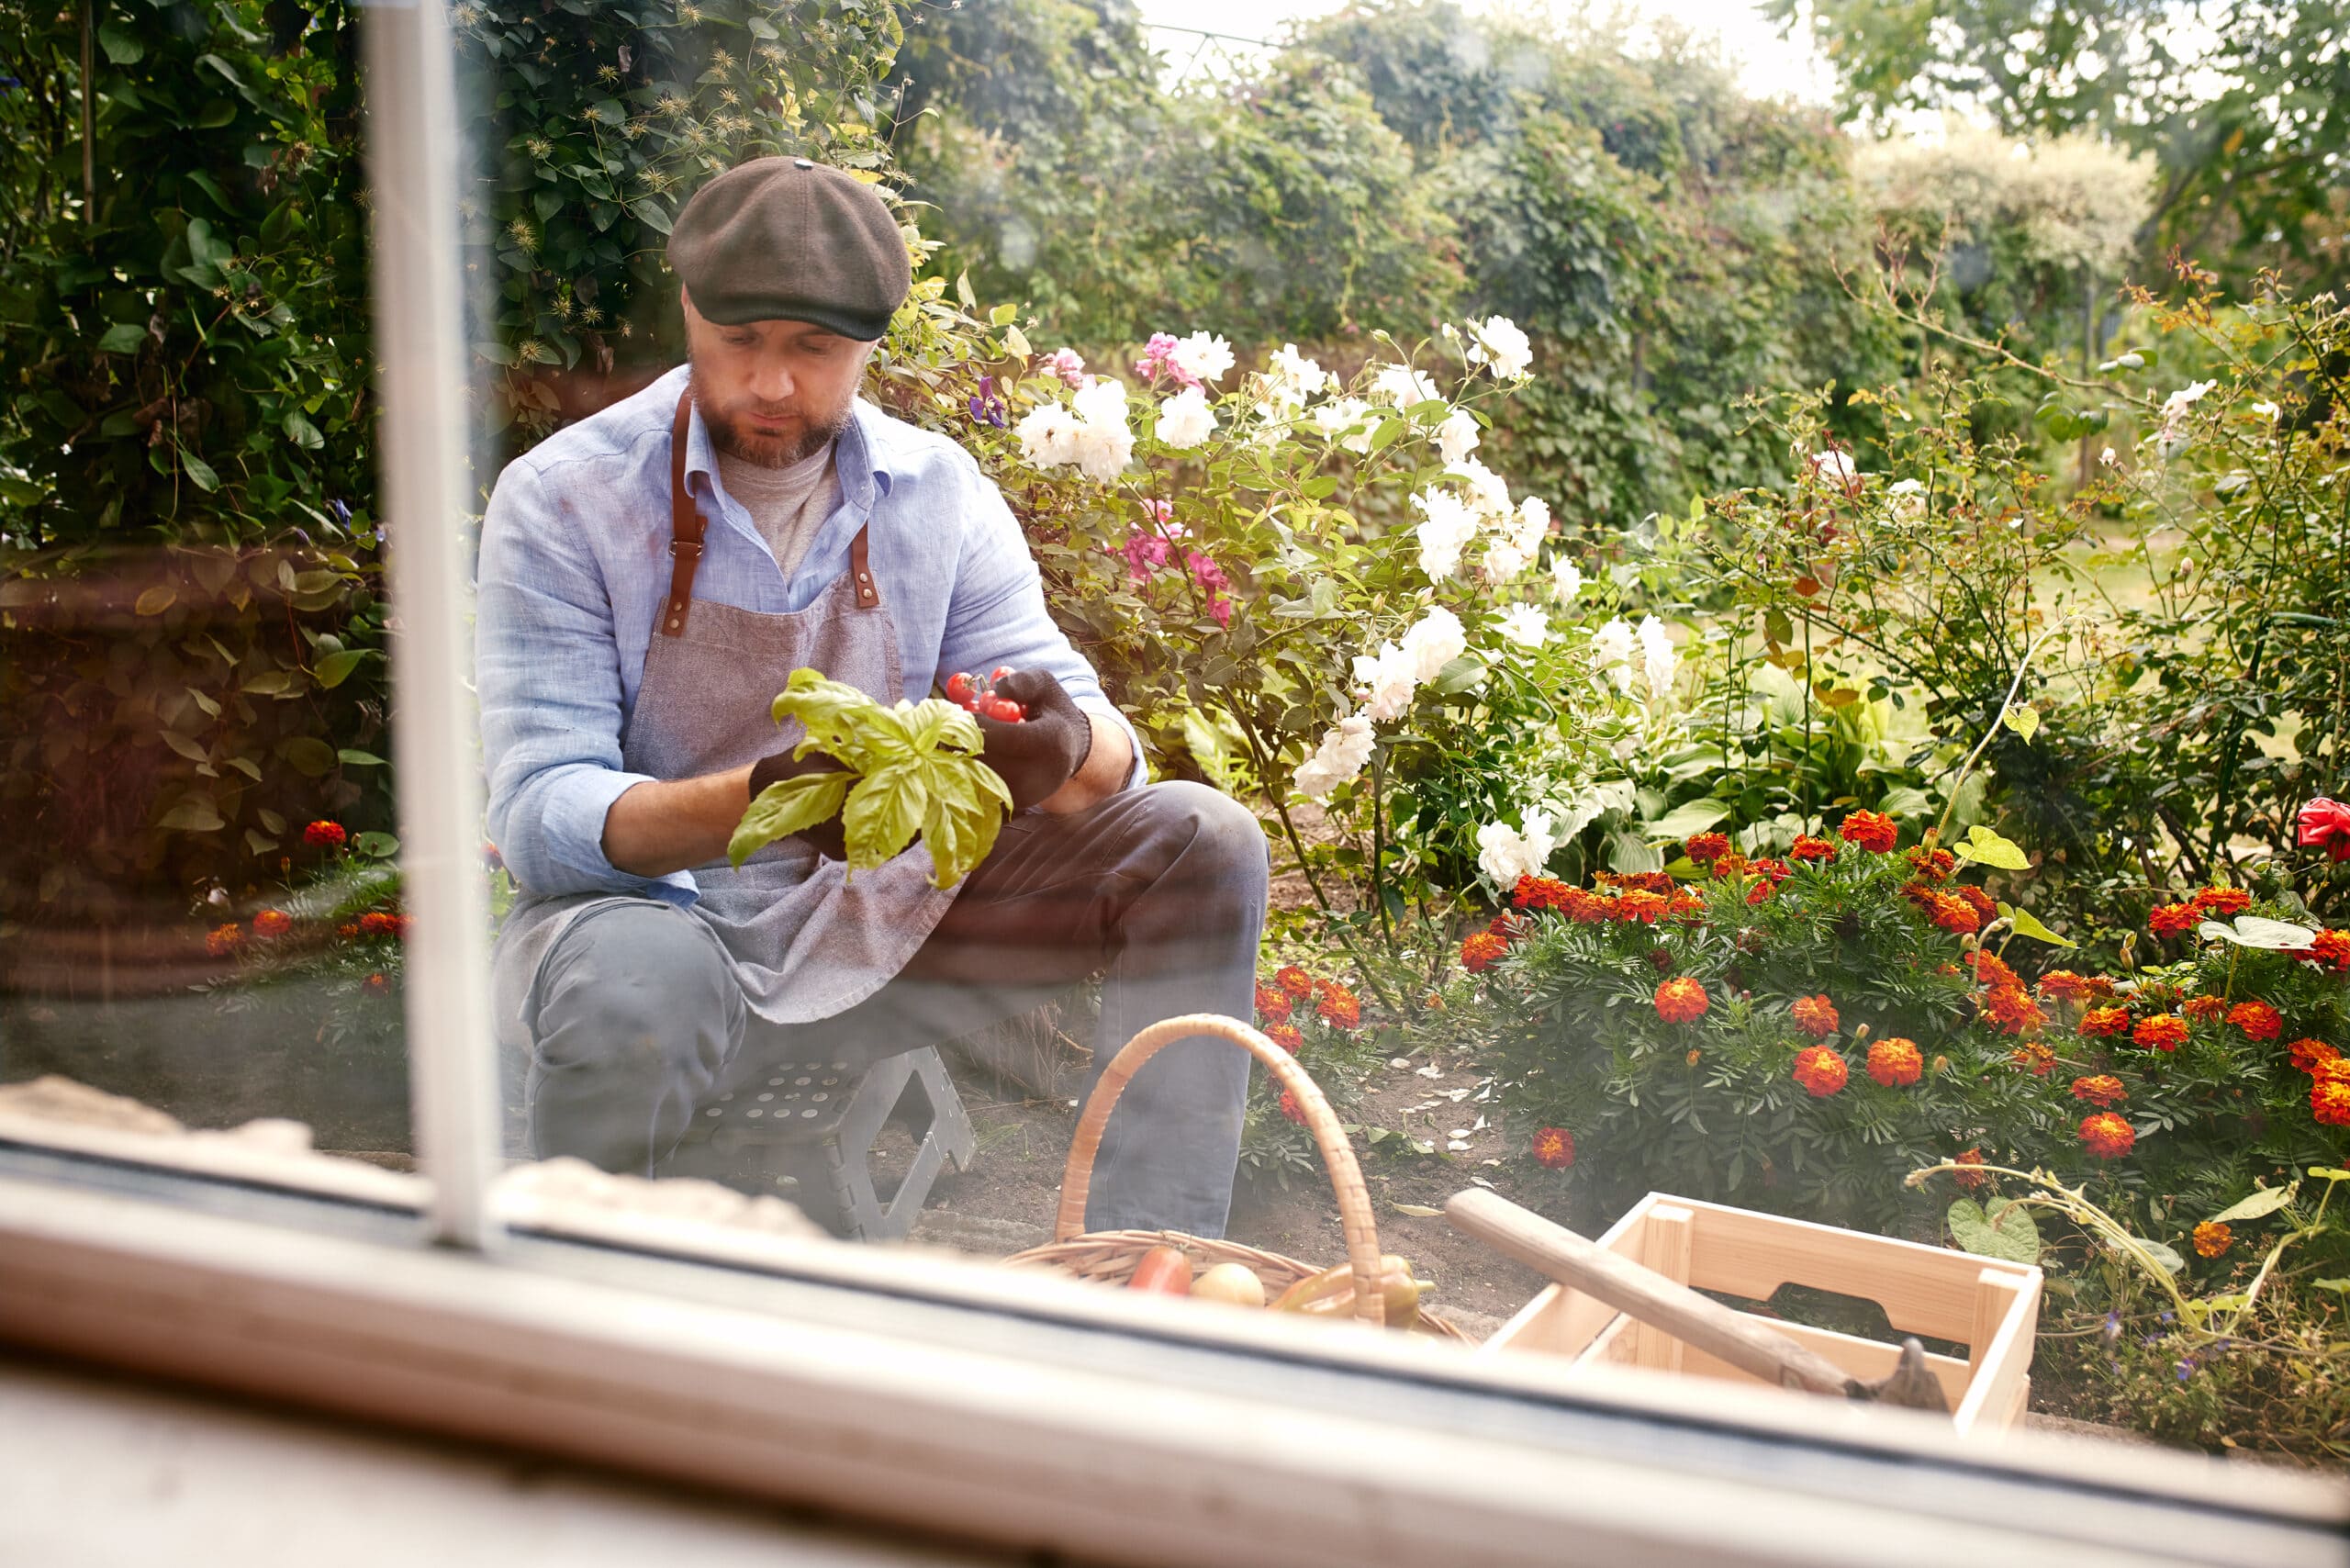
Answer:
[{"left": 716, "top": 442, "right": 840, "bottom": 582}]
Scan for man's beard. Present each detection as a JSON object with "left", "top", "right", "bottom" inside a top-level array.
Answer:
[{"left": 689, "top": 363, "right": 855, "bottom": 468}]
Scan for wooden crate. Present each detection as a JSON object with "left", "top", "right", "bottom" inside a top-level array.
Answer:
[{"left": 1479, "top": 1193, "right": 2041, "bottom": 1437}]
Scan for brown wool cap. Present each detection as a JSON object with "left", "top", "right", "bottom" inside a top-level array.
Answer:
[{"left": 667, "top": 157, "right": 910, "bottom": 341}]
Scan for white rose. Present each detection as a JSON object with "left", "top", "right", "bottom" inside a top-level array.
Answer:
[
  {"left": 1070, "top": 375, "right": 1128, "bottom": 427},
  {"left": 1070, "top": 421, "right": 1134, "bottom": 484},
  {"left": 1293, "top": 713, "right": 1375, "bottom": 801},
  {"left": 1371, "top": 363, "right": 1442, "bottom": 408},
  {"left": 1170, "top": 331, "right": 1235, "bottom": 386},
  {"left": 1413, "top": 488, "right": 1480, "bottom": 580},
  {"left": 1269, "top": 342, "right": 1329, "bottom": 400},
  {"left": 1153, "top": 386, "right": 1217, "bottom": 449},
  {"left": 1315, "top": 396, "right": 1375, "bottom": 454},
  {"left": 1508, "top": 494, "right": 1550, "bottom": 556},
  {"left": 1809, "top": 449, "right": 1856, "bottom": 484},
  {"left": 1352, "top": 644, "right": 1419, "bottom": 721},
  {"left": 1475, "top": 808, "right": 1556, "bottom": 887},
  {"left": 1550, "top": 554, "right": 1585, "bottom": 605},
  {"left": 1014, "top": 403, "right": 1081, "bottom": 469},
  {"left": 1465, "top": 315, "right": 1532, "bottom": 379},
  {"left": 1400, "top": 605, "right": 1466, "bottom": 683},
  {"left": 1448, "top": 457, "right": 1511, "bottom": 521},
  {"left": 1435, "top": 409, "right": 1481, "bottom": 465},
  {"left": 1637, "top": 613, "right": 1678, "bottom": 699},
  {"left": 1482, "top": 539, "right": 1529, "bottom": 583},
  {"left": 1591, "top": 616, "right": 1637, "bottom": 692},
  {"left": 1498, "top": 604, "right": 1550, "bottom": 648}
]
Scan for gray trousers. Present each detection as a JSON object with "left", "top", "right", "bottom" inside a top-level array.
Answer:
[{"left": 520, "top": 781, "right": 1268, "bottom": 1238}]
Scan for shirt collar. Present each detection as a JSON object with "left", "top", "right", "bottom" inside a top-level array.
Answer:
[{"left": 678, "top": 374, "right": 896, "bottom": 509}]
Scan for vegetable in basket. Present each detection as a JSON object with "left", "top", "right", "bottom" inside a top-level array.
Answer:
[
  {"left": 1270, "top": 1254, "right": 1432, "bottom": 1330},
  {"left": 1126, "top": 1245, "right": 1193, "bottom": 1295}
]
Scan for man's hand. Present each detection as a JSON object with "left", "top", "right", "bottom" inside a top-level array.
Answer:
[
  {"left": 747, "top": 746, "right": 849, "bottom": 861},
  {"left": 974, "top": 669, "right": 1092, "bottom": 812}
]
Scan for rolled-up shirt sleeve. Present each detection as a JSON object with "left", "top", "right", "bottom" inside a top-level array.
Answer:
[
  {"left": 477, "top": 461, "right": 699, "bottom": 906},
  {"left": 936, "top": 457, "right": 1147, "bottom": 792}
]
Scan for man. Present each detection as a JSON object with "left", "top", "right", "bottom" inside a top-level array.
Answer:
[{"left": 477, "top": 157, "right": 1265, "bottom": 1238}]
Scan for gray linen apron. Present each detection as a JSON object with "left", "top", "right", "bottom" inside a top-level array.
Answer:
[{"left": 492, "top": 391, "right": 958, "bottom": 1050}]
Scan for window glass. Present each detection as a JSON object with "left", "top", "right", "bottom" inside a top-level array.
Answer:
[{"left": 1, "top": 2, "right": 421, "bottom": 1194}]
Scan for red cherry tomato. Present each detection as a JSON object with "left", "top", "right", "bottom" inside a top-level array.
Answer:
[
  {"left": 946, "top": 672, "right": 977, "bottom": 708},
  {"left": 980, "top": 695, "right": 1026, "bottom": 723},
  {"left": 989, "top": 665, "right": 1016, "bottom": 684}
]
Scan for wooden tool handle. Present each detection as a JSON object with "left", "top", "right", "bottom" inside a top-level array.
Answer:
[{"left": 1447, "top": 1188, "right": 1861, "bottom": 1396}]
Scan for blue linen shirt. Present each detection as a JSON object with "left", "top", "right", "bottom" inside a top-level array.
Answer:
[{"left": 476, "top": 364, "right": 1140, "bottom": 909}]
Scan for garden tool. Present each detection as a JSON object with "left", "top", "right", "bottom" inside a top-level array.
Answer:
[{"left": 1446, "top": 1188, "right": 1951, "bottom": 1416}]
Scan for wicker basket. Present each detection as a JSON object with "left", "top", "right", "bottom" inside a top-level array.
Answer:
[{"left": 1004, "top": 1013, "right": 1476, "bottom": 1345}]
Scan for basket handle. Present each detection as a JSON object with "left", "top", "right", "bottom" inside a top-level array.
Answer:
[{"left": 1053, "top": 1013, "right": 1389, "bottom": 1327}]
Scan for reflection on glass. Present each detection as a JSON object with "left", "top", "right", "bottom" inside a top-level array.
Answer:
[{"left": 0, "top": 2, "right": 415, "bottom": 1175}]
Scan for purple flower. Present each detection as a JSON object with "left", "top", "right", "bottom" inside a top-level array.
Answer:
[
  {"left": 1120, "top": 532, "right": 1169, "bottom": 584},
  {"left": 968, "top": 375, "right": 1007, "bottom": 430}
]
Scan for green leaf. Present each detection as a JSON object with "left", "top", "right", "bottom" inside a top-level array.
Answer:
[
  {"left": 727, "top": 770, "right": 852, "bottom": 868},
  {"left": 1947, "top": 1197, "right": 2042, "bottom": 1265},
  {"left": 156, "top": 798, "right": 226, "bottom": 834},
  {"left": 98, "top": 321, "right": 148, "bottom": 354},
  {"left": 2130, "top": 1237, "right": 2186, "bottom": 1275},
  {"left": 2002, "top": 703, "right": 2040, "bottom": 742},
  {"left": 241, "top": 669, "right": 305, "bottom": 697},
  {"left": 2311, "top": 1279, "right": 2350, "bottom": 1295},
  {"left": 352, "top": 831, "right": 399, "bottom": 859},
  {"left": 2208, "top": 1182, "right": 2298, "bottom": 1225},
  {"left": 2198, "top": 915, "right": 2317, "bottom": 951},
  {"left": 97, "top": 22, "right": 144, "bottom": 63},
  {"left": 842, "top": 761, "right": 929, "bottom": 871},
  {"left": 1953, "top": 823, "right": 2029, "bottom": 869},
  {"left": 337, "top": 748, "right": 387, "bottom": 767},
  {"left": 278, "top": 736, "right": 337, "bottom": 777},
  {"left": 2002, "top": 905, "right": 2076, "bottom": 948},
  {"left": 283, "top": 411, "right": 326, "bottom": 450},
  {"left": 315, "top": 648, "right": 372, "bottom": 689},
  {"left": 180, "top": 450, "right": 221, "bottom": 492},
  {"left": 1644, "top": 799, "right": 1730, "bottom": 841},
  {"left": 134, "top": 585, "right": 177, "bottom": 616},
  {"left": 2309, "top": 1168, "right": 2350, "bottom": 1182}
]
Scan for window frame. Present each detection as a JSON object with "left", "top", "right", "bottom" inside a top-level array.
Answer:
[{"left": 3, "top": 3, "right": 2347, "bottom": 1561}]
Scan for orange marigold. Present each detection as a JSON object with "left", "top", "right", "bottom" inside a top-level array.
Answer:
[
  {"left": 1684, "top": 832, "right": 1732, "bottom": 867},
  {"left": 2287, "top": 1037, "right": 2341, "bottom": 1073},
  {"left": 1267, "top": 1023, "right": 1304, "bottom": 1053},
  {"left": 1955, "top": 885, "right": 1998, "bottom": 925},
  {"left": 1255, "top": 983, "right": 1292, "bottom": 1023},
  {"left": 1654, "top": 977, "right": 1710, "bottom": 1024},
  {"left": 1905, "top": 846, "right": 1956, "bottom": 882},
  {"left": 2072, "top": 1074, "right": 2127, "bottom": 1107},
  {"left": 1513, "top": 874, "right": 1574, "bottom": 912},
  {"left": 2312, "top": 1069, "right": 2350, "bottom": 1127},
  {"left": 204, "top": 922, "right": 243, "bottom": 957},
  {"left": 1315, "top": 983, "right": 1361, "bottom": 1031},
  {"left": 2307, "top": 929, "right": 2350, "bottom": 972},
  {"left": 1561, "top": 888, "right": 1608, "bottom": 924},
  {"left": 2079, "top": 1112, "right": 2136, "bottom": 1159},
  {"left": 1603, "top": 870, "right": 1678, "bottom": 896},
  {"left": 2181, "top": 995, "right": 2226, "bottom": 1022},
  {"left": 1924, "top": 891, "right": 1981, "bottom": 934},
  {"left": 2227, "top": 1000, "right": 2283, "bottom": 1043},
  {"left": 1788, "top": 834, "right": 1838, "bottom": 864},
  {"left": 2148, "top": 902, "right": 2200, "bottom": 938},
  {"left": 1838, "top": 810, "right": 1898, "bottom": 853},
  {"left": 252, "top": 908, "right": 293, "bottom": 939},
  {"left": 2009, "top": 1042, "right": 2056, "bottom": 1077},
  {"left": 1532, "top": 1127, "right": 1577, "bottom": 1170},
  {"left": 1751, "top": 857, "right": 1792, "bottom": 883},
  {"left": 1983, "top": 986, "right": 2047, "bottom": 1037},
  {"left": 2192, "top": 886, "right": 2251, "bottom": 917},
  {"left": 303, "top": 820, "right": 347, "bottom": 848},
  {"left": 1746, "top": 879, "right": 1775, "bottom": 906},
  {"left": 363, "top": 972, "right": 390, "bottom": 996},
  {"left": 2079, "top": 1004, "right": 2132, "bottom": 1037},
  {"left": 358, "top": 910, "right": 408, "bottom": 939},
  {"left": 2036, "top": 970, "right": 2094, "bottom": 1004},
  {"left": 1790, "top": 994, "right": 1840, "bottom": 1037},
  {"left": 1711, "top": 850, "right": 1750, "bottom": 879},
  {"left": 1866, "top": 1037, "right": 1923, "bottom": 1088},
  {"left": 1614, "top": 890, "right": 1670, "bottom": 924},
  {"left": 1277, "top": 1089, "right": 1307, "bottom": 1125},
  {"left": 1953, "top": 1147, "right": 1988, "bottom": 1191},
  {"left": 1792, "top": 1046, "right": 1848, "bottom": 1096},
  {"left": 1460, "top": 931, "right": 1511, "bottom": 974},
  {"left": 2134, "top": 1013, "right": 2189, "bottom": 1053},
  {"left": 2193, "top": 1220, "right": 2232, "bottom": 1259},
  {"left": 1275, "top": 965, "right": 1315, "bottom": 998},
  {"left": 1968, "top": 949, "right": 2020, "bottom": 991}
]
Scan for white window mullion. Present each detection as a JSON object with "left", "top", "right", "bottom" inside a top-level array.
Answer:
[{"left": 361, "top": 0, "right": 502, "bottom": 1250}]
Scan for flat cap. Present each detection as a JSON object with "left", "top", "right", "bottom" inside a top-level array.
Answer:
[{"left": 667, "top": 157, "right": 910, "bottom": 341}]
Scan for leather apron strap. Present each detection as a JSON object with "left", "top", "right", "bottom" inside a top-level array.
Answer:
[{"left": 662, "top": 387, "right": 879, "bottom": 635}]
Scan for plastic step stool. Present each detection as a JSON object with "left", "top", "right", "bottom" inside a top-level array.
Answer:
[{"left": 666, "top": 1046, "right": 976, "bottom": 1241}]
